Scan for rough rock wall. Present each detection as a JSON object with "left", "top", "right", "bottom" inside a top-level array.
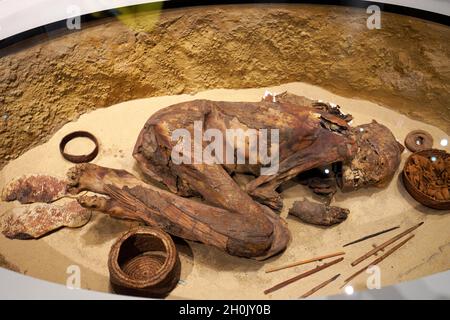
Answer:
[{"left": 0, "top": 4, "right": 449, "bottom": 168}]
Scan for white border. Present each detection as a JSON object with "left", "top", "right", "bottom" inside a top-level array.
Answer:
[
  {"left": 0, "top": 266, "right": 449, "bottom": 299},
  {"left": 0, "top": 0, "right": 165, "bottom": 41}
]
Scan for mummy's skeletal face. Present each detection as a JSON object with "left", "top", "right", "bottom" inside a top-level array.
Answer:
[{"left": 339, "top": 120, "right": 404, "bottom": 191}]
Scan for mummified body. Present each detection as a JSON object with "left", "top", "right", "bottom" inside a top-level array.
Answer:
[{"left": 2, "top": 93, "right": 404, "bottom": 259}]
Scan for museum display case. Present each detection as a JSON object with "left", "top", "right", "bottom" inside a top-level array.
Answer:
[{"left": 0, "top": 1, "right": 449, "bottom": 300}]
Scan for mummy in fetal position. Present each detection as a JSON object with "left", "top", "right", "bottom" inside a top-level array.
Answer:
[{"left": 1, "top": 93, "right": 404, "bottom": 259}]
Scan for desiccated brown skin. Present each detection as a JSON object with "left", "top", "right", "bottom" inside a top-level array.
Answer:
[
  {"left": 339, "top": 121, "right": 405, "bottom": 192},
  {"left": 65, "top": 163, "right": 288, "bottom": 259},
  {"left": 1, "top": 93, "right": 404, "bottom": 259},
  {"left": 1, "top": 201, "right": 91, "bottom": 239},
  {"left": 1, "top": 175, "right": 67, "bottom": 204},
  {"left": 289, "top": 200, "right": 349, "bottom": 226},
  {"left": 133, "top": 93, "right": 357, "bottom": 212}
]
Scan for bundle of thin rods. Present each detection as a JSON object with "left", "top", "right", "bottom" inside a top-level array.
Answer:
[
  {"left": 263, "top": 221, "right": 423, "bottom": 297},
  {"left": 339, "top": 222, "right": 422, "bottom": 289}
]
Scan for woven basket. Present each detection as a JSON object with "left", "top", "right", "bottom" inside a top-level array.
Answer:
[
  {"left": 108, "top": 226, "right": 180, "bottom": 298},
  {"left": 402, "top": 149, "right": 450, "bottom": 210}
]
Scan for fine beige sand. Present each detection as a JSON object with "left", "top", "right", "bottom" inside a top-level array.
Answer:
[{"left": 0, "top": 82, "right": 449, "bottom": 299}]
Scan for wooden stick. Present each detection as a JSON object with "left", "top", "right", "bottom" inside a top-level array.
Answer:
[
  {"left": 343, "top": 226, "right": 400, "bottom": 247},
  {"left": 264, "top": 257, "right": 344, "bottom": 295},
  {"left": 301, "top": 273, "right": 341, "bottom": 298},
  {"left": 340, "top": 234, "right": 415, "bottom": 288},
  {"left": 351, "top": 222, "right": 423, "bottom": 267},
  {"left": 265, "top": 251, "right": 345, "bottom": 273}
]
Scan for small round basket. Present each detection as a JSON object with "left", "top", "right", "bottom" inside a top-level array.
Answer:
[
  {"left": 402, "top": 149, "right": 450, "bottom": 210},
  {"left": 108, "top": 226, "right": 180, "bottom": 298}
]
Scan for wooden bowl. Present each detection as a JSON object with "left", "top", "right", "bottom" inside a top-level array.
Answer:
[
  {"left": 108, "top": 227, "right": 180, "bottom": 298},
  {"left": 402, "top": 149, "right": 450, "bottom": 210}
]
